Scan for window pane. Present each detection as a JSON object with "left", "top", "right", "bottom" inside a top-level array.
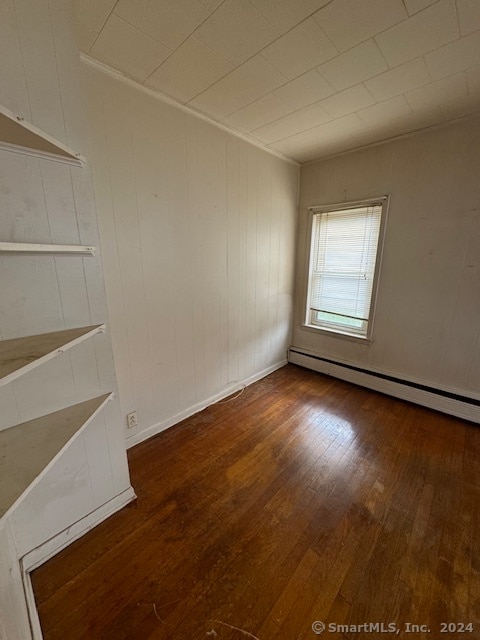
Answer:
[
  {"left": 306, "top": 202, "right": 383, "bottom": 337},
  {"left": 310, "top": 272, "right": 372, "bottom": 319},
  {"left": 314, "top": 311, "right": 364, "bottom": 329}
]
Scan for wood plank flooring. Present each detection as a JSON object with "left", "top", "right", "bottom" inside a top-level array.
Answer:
[{"left": 31, "top": 364, "right": 480, "bottom": 639}]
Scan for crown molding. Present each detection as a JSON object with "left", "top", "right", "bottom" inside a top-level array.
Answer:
[
  {"left": 79, "top": 54, "right": 300, "bottom": 168},
  {"left": 301, "top": 111, "right": 480, "bottom": 167},
  {"left": 80, "top": 55, "right": 480, "bottom": 169}
]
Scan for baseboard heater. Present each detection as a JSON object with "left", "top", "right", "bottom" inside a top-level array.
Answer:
[{"left": 288, "top": 347, "right": 480, "bottom": 424}]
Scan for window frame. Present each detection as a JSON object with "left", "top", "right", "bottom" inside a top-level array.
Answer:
[{"left": 303, "top": 196, "right": 389, "bottom": 342}]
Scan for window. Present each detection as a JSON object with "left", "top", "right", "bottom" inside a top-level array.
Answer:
[{"left": 305, "top": 197, "right": 387, "bottom": 339}]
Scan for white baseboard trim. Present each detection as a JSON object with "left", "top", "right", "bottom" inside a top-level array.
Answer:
[
  {"left": 126, "top": 360, "right": 288, "bottom": 449},
  {"left": 289, "top": 348, "right": 480, "bottom": 424},
  {"left": 20, "top": 486, "right": 136, "bottom": 640},
  {"left": 22, "top": 486, "right": 136, "bottom": 572}
]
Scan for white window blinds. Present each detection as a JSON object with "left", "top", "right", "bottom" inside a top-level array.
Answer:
[{"left": 307, "top": 203, "right": 383, "bottom": 335}]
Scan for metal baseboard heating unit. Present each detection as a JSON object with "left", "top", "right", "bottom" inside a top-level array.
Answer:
[{"left": 288, "top": 347, "right": 480, "bottom": 424}]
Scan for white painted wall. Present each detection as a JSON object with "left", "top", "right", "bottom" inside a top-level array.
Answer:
[
  {"left": 83, "top": 64, "right": 299, "bottom": 447},
  {"left": 293, "top": 117, "right": 480, "bottom": 398},
  {"left": 0, "top": 1, "right": 133, "bottom": 635},
  {"left": 0, "top": 521, "right": 30, "bottom": 640}
]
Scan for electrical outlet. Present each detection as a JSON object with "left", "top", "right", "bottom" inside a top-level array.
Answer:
[{"left": 126, "top": 411, "right": 137, "bottom": 429}]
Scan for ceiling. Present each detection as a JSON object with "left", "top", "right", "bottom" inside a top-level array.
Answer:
[{"left": 74, "top": 0, "right": 480, "bottom": 163}]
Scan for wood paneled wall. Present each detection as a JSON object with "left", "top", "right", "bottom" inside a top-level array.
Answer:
[
  {"left": 294, "top": 117, "right": 480, "bottom": 398},
  {"left": 84, "top": 65, "right": 299, "bottom": 447}
]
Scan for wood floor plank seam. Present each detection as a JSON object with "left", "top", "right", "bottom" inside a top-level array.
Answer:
[{"left": 32, "top": 365, "right": 480, "bottom": 640}]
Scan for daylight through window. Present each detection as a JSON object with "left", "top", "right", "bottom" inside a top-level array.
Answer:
[{"left": 305, "top": 199, "right": 386, "bottom": 338}]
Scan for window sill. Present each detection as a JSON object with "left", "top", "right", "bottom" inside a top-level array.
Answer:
[{"left": 301, "top": 323, "right": 374, "bottom": 345}]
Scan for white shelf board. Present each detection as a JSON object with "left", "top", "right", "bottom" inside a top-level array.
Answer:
[
  {"left": 0, "top": 242, "right": 95, "bottom": 254},
  {"left": 0, "top": 393, "right": 113, "bottom": 522},
  {"left": 0, "top": 324, "right": 106, "bottom": 388},
  {"left": 0, "top": 104, "right": 85, "bottom": 166}
]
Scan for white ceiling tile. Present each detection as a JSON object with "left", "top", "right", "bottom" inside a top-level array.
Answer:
[
  {"left": 222, "top": 93, "right": 293, "bottom": 132},
  {"left": 357, "top": 95, "right": 413, "bottom": 126},
  {"left": 403, "top": 0, "right": 438, "bottom": 15},
  {"left": 252, "top": 103, "right": 332, "bottom": 143},
  {"left": 197, "top": 0, "right": 223, "bottom": 10},
  {"left": 313, "top": 0, "right": 407, "bottom": 52},
  {"left": 266, "top": 124, "right": 330, "bottom": 153},
  {"left": 188, "top": 55, "right": 287, "bottom": 119},
  {"left": 348, "top": 127, "right": 387, "bottom": 148},
  {"left": 272, "top": 113, "right": 366, "bottom": 156},
  {"left": 273, "top": 70, "right": 335, "bottom": 109},
  {"left": 270, "top": 135, "right": 314, "bottom": 155},
  {"left": 145, "top": 37, "right": 233, "bottom": 103},
  {"left": 440, "top": 93, "right": 480, "bottom": 119},
  {"left": 320, "top": 84, "right": 376, "bottom": 118},
  {"left": 90, "top": 15, "right": 172, "bottom": 82},
  {"left": 74, "top": 0, "right": 116, "bottom": 33},
  {"left": 272, "top": 133, "right": 359, "bottom": 163},
  {"left": 292, "top": 137, "right": 360, "bottom": 162},
  {"left": 375, "top": 0, "right": 459, "bottom": 68},
  {"left": 249, "top": 0, "right": 331, "bottom": 34},
  {"left": 353, "top": 106, "right": 445, "bottom": 144},
  {"left": 437, "top": 69, "right": 480, "bottom": 119},
  {"left": 405, "top": 73, "right": 469, "bottom": 111},
  {"left": 355, "top": 121, "right": 413, "bottom": 144},
  {"left": 194, "top": 0, "right": 278, "bottom": 66},
  {"left": 75, "top": 19, "right": 98, "bottom": 52},
  {"left": 114, "top": 0, "right": 209, "bottom": 50},
  {"left": 317, "top": 40, "right": 389, "bottom": 91},
  {"left": 261, "top": 18, "right": 338, "bottom": 79},
  {"left": 418, "top": 106, "right": 451, "bottom": 126},
  {"left": 466, "top": 66, "right": 480, "bottom": 95},
  {"left": 364, "top": 105, "right": 444, "bottom": 135},
  {"left": 312, "top": 113, "right": 368, "bottom": 139},
  {"left": 425, "top": 31, "right": 480, "bottom": 78},
  {"left": 457, "top": 0, "right": 480, "bottom": 36},
  {"left": 365, "top": 58, "right": 431, "bottom": 101},
  {"left": 291, "top": 147, "right": 319, "bottom": 162},
  {"left": 75, "top": 0, "right": 480, "bottom": 161}
]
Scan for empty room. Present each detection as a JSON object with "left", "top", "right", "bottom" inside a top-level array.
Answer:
[{"left": 1, "top": 0, "right": 479, "bottom": 638}]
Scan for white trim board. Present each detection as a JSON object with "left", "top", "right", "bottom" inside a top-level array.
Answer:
[
  {"left": 288, "top": 348, "right": 480, "bottom": 424},
  {"left": 0, "top": 104, "right": 85, "bottom": 167},
  {"left": 21, "top": 486, "right": 136, "bottom": 640},
  {"left": 126, "top": 360, "right": 288, "bottom": 449},
  {"left": 21, "top": 486, "right": 136, "bottom": 571},
  {"left": 0, "top": 242, "right": 95, "bottom": 254}
]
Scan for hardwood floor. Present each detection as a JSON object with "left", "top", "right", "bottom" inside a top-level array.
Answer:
[{"left": 32, "top": 364, "right": 480, "bottom": 639}]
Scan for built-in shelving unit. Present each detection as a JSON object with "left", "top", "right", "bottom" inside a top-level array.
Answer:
[
  {"left": 0, "top": 71, "right": 114, "bottom": 637},
  {"left": 0, "top": 104, "right": 85, "bottom": 166},
  {"left": 0, "top": 325, "right": 105, "bottom": 388},
  {"left": 0, "top": 103, "right": 110, "bottom": 530},
  {"left": 0, "top": 242, "right": 95, "bottom": 255},
  {"left": 0, "top": 97, "right": 119, "bottom": 640},
  {"left": 0, "top": 394, "right": 113, "bottom": 522}
]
